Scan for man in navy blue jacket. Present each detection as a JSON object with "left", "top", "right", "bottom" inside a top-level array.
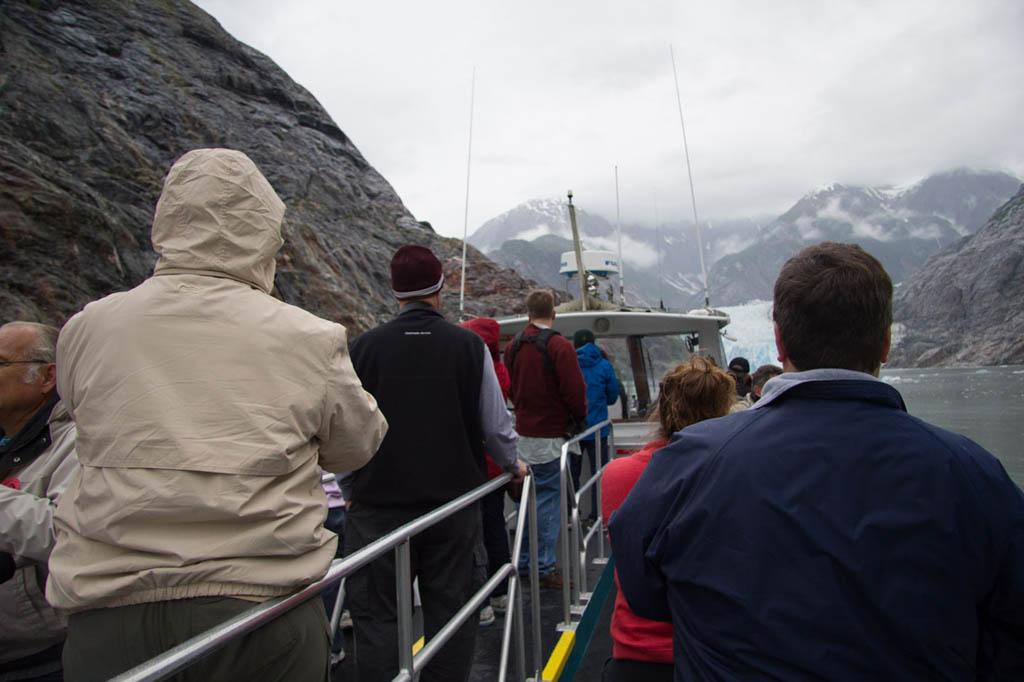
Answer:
[{"left": 610, "top": 242, "right": 1024, "bottom": 681}]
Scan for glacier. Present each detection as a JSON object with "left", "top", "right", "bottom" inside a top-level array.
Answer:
[{"left": 719, "top": 300, "right": 779, "bottom": 369}]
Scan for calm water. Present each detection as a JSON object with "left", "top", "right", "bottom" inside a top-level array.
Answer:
[{"left": 880, "top": 365, "right": 1024, "bottom": 488}]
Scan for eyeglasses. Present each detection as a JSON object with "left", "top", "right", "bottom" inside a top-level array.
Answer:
[{"left": 0, "top": 360, "right": 48, "bottom": 367}]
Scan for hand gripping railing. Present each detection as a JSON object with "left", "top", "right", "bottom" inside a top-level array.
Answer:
[
  {"left": 557, "top": 418, "right": 614, "bottom": 630},
  {"left": 109, "top": 472, "right": 544, "bottom": 682}
]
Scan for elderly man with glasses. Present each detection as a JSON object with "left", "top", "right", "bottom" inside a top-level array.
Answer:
[{"left": 0, "top": 320, "right": 78, "bottom": 682}]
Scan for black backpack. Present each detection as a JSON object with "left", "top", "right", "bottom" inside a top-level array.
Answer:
[{"left": 506, "top": 328, "right": 558, "bottom": 378}]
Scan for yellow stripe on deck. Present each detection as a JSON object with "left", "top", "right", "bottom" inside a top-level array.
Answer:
[
  {"left": 413, "top": 636, "right": 424, "bottom": 655},
  {"left": 541, "top": 630, "right": 576, "bottom": 682}
]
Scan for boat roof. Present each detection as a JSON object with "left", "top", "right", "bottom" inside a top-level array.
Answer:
[{"left": 496, "top": 307, "right": 731, "bottom": 338}]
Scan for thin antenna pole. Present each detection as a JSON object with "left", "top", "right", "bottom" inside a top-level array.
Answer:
[
  {"left": 654, "top": 191, "right": 664, "bottom": 310},
  {"left": 670, "top": 45, "right": 710, "bottom": 308},
  {"left": 615, "top": 166, "right": 625, "bottom": 306},
  {"left": 458, "top": 67, "right": 476, "bottom": 320}
]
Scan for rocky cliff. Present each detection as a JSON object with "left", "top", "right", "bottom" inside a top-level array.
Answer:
[
  {"left": 887, "top": 185, "right": 1024, "bottom": 367},
  {"left": 0, "top": 0, "right": 541, "bottom": 334}
]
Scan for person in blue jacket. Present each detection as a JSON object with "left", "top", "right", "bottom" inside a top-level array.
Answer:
[
  {"left": 572, "top": 328, "right": 621, "bottom": 524},
  {"left": 609, "top": 242, "right": 1024, "bottom": 681}
]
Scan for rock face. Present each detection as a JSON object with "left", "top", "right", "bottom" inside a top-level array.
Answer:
[
  {"left": 0, "top": 0, "right": 540, "bottom": 334},
  {"left": 888, "top": 185, "right": 1024, "bottom": 367}
]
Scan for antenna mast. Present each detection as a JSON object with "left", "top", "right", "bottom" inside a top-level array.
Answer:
[
  {"left": 567, "top": 190, "right": 588, "bottom": 311},
  {"left": 670, "top": 45, "right": 710, "bottom": 308},
  {"left": 615, "top": 166, "right": 625, "bottom": 305},
  {"left": 458, "top": 67, "right": 476, "bottom": 320},
  {"left": 654, "top": 192, "right": 665, "bottom": 310}
]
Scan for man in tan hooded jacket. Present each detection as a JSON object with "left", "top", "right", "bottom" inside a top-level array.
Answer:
[{"left": 46, "top": 148, "right": 388, "bottom": 681}]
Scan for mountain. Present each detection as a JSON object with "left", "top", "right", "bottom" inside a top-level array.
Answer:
[
  {"left": 706, "top": 170, "right": 1021, "bottom": 306},
  {"left": 471, "top": 198, "right": 763, "bottom": 308},
  {"left": 887, "top": 184, "right": 1024, "bottom": 367},
  {"left": 490, "top": 234, "right": 573, "bottom": 292},
  {"left": 1, "top": 1, "right": 541, "bottom": 333}
]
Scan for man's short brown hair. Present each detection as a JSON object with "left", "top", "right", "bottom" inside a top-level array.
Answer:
[
  {"left": 773, "top": 242, "right": 893, "bottom": 374},
  {"left": 526, "top": 289, "right": 555, "bottom": 320}
]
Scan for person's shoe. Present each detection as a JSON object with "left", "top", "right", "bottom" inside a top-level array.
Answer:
[
  {"left": 479, "top": 605, "right": 496, "bottom": 626},
  {"left": 330, "top": 651, "right": 346, "bottom": 667},
  {"left": 489, "top": 595, "right": 509, "bottom": 613},
  {"left": 339, "top": 609, "right": 353, "bottom": 630},
  {"left": 538, "top": 569, "right": 564, "bottom": 590}
]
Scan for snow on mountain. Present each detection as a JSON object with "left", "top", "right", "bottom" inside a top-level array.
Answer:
[
  {"left": 707, "top": 169, "right": 1020, "bottom": 306},
  {"left": 470, "top": 169, "right": 1019, "bottom": 311}
]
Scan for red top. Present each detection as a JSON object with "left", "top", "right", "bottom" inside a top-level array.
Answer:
[
  {"left": 460, "top": 318, "right": 512, "bottom": 479},
  {"left": 602, "top": 438, "right": 674, "bottom": 663},
  {"left": 504, "top": 323, "right": 587, "bottom": 438}
]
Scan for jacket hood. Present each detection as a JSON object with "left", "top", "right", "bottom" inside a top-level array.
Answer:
[
  {"left": 576, "top": 342, "right": 604, "bottom": 368},
  {"left": 460, "top": 318, "right": 500, "bottom": 360},
  {"left": 151, "top": 149, "right": 286, "bottom": 293}
]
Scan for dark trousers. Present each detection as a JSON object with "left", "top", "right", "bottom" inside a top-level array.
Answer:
[
  {"left": 602, "top": 657, "right": 674, "bottom": 682},
  {"left": 345, "top": 502, "right": 482, "bottom": 682},
  {"left": 570, "top": 437, "right": 609, "bottom": 521},
  {"left": 62, "top": 596, "right": 329, "bottom": 682},
  {"left": 480, "top": 487, "right": 510, "bottom": 596}
]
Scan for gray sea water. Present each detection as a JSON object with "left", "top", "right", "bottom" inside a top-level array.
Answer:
[{"left": 880, "top": 365, "right": 1024, "bottom": 488}]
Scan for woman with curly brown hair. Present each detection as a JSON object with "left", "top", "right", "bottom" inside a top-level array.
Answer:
[{"left": 600, "top": 356, "right": 734, "bottom": 681}]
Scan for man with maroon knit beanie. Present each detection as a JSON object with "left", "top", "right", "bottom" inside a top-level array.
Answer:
[{"left": 346, "top": 244, "right": 526, "bottom": 682}]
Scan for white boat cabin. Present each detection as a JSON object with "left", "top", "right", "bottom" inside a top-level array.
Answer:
[{"left": 497, "top": 307, "right": 730, "bottom": 451}]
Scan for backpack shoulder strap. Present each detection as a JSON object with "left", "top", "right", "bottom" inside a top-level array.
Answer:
[
  {"left": 507, "top": 330, "right": 527, "bottom": 371},
  {"left": 533, "top": 329, "right": 558, "bottom": 377}
]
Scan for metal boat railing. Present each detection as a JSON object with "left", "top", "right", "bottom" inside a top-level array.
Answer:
[
  {"left": 108, "top": 471, "right": 545, "bottom": 682},
  {"left": 557, "top": 419, "right": 614, "bottom": 631}
]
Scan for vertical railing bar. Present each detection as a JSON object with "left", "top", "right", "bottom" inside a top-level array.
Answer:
[
  {"left": 598, "top": 426, "right": 612, "bottom": 558},
  {"left": 558, "top": 443, "right": 572, "bottom": 627},
  {"left": 396, "top": 542, "right": 414, "bottom": 678},
  {"left": 497, "top": 574, "right": 514, "bottom": 682},
  {"left": 507, "top": 474, "right": 533, "bottom": 682},
  {"left": 513, "top": 572, "right": 527, "bottom": 682},
  {"left": 328, "top": 575, "right": 346, "bottom": 660},
  {"left": 527, "top": 475, "right": 543, "bottom": 681}
]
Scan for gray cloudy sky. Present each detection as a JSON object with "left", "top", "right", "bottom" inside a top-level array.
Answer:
[{"left": 193, "top": 0, "right": 1024, "bottom": 238}]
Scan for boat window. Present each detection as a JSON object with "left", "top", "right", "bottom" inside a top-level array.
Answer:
[
  {"left": 642, "top": 334, "right": 696, "bottom": 404},
  {"left": 595, "top": 334, "right": 696, "bottom": 419}
]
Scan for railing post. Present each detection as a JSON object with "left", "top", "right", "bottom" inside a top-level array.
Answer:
[
  {"left": 596, "top": 424, "right": 611, "bottom": 560},
  {"left": 396, "top": 541, "right": 415, "bottom": 678},
  {"left": 527, "top": 475, "right": 543, "bottom": 681},
  {"left": 558, "top": 443, "right": 573, "bottom": 628}
]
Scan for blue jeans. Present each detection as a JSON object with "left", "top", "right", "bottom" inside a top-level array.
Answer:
[{"left": 517, "top": 458, "right": 562, "bottom": 576}]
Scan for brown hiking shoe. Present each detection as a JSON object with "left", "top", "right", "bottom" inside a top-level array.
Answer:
[{"left": 538, "top": 569, "right": 569, "bottom": 590}]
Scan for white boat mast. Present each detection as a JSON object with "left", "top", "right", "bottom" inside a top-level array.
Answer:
[
  {"left": 566, "top": 190, "right": 588, "bottom": 311},
  {"left": 670, "top": 45, "right": 710, "bottom": 308},
  {"left": 458, "top": 67, "right": 476, "bottom": 321}
]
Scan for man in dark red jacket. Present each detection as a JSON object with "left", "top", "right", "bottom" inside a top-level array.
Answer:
[{"left": 504, "top": 289, "right": 586, "bottom": 588}]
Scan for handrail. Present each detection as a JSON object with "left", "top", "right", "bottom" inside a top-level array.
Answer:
[
  {"left": 557, "top": 418, "right": 614, "bottom": 630},
  {"left": 109, "top": 472, "right": 542, "bottom": 682}
]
